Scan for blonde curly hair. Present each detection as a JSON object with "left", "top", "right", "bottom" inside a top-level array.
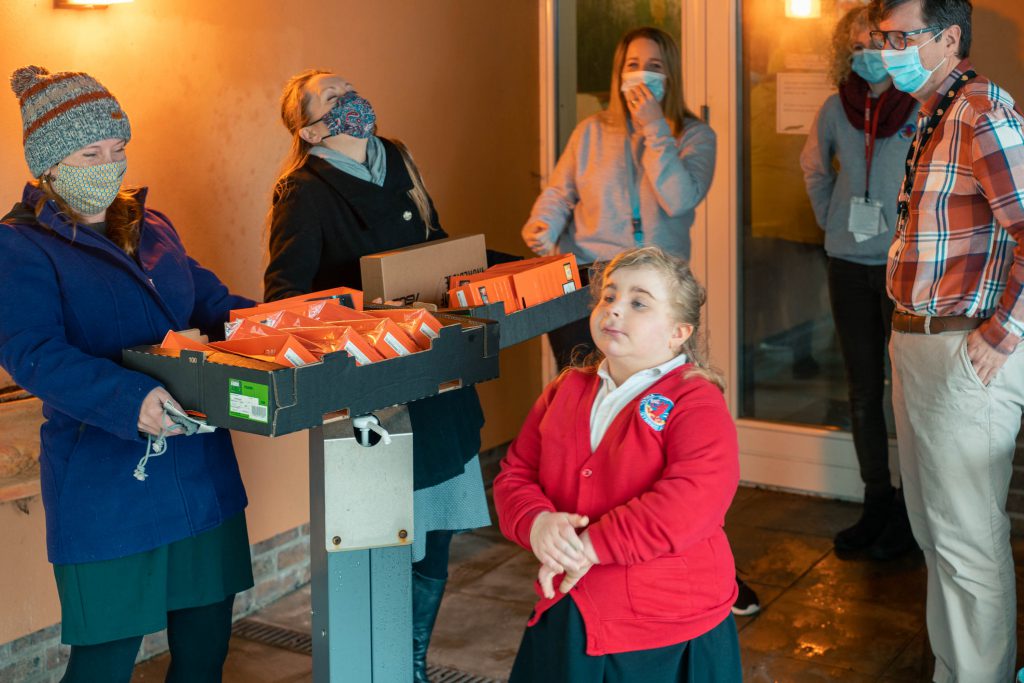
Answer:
[{"left": 829, "top": 6, "right": 872, "bottom": 88}]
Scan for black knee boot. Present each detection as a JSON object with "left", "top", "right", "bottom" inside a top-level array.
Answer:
[
  {"left": 412, "top": 570, "right": 447, "bottom": 683},
  {"left": 868, "top": 488, "right": 918, "bottom": 561},
  {"left": 835, "top": 486, "right": 894, "bottom": 553}
]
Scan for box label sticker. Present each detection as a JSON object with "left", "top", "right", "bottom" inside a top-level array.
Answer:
[
  {"left": 455, "top": 290, "right": 468, "bottom": 307},
  {"left": 562, "top": 281, "right": 577, "bottom": 294},
  {"left": 282, "top": 348, "right": 307, "bottom": 367},
  {"left": 228, "top": 378, "right": 269, "bottom": 423},
  {"left": 420, "top": 323, "right": 439, "bottom": 339},
  {"left": 383, "top": 333, "right": 411, "bottom": 356},
  {"left": 343, "top": 341, "right": 372, "bottom": 366}
]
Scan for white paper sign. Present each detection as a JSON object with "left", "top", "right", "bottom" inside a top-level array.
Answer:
[{"left": 776, "top": 71, "right": 834, "bottom": 135}]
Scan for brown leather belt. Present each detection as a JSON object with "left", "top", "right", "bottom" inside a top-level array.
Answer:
[{"left": 891, "top": 311, "right": 982, "bottom": 335}]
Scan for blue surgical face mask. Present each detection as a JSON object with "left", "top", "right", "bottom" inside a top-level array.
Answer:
[
  {"left": 620, "top": 70, "right": 667, "bottom": 102},
  {"left": 880, "top": 28, "right": 947, "bottom": 95},
  {"left": 851, "top": 50, "right": 890, "bottom": 84},
  {"left": 315, "top": 90, "right": 377, "bottom": 140}
]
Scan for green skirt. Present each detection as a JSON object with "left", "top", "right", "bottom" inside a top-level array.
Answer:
[{"left": 53, "top": 513, "right": 254, "bottom": 646}]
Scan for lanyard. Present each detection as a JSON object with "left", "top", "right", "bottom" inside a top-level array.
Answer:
[
  {"left": 896, "top": 69, "right": 976, "bottom": 230},
  {"left": 624, "top": 134, "right": 643, "bottom": 248},
  {"left": 863, "top": 89, "right": 887, "bottom": 200}
]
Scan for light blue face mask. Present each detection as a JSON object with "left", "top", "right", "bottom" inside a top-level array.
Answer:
[
  {"left": 880, "top": 28, "right": 947, "bottom": 94},
  {"left": 620, "top": 70, "right": 667, "bottom": 102},
  {"left": 851, "top": 50, "right": 890, "bottom": 84}
]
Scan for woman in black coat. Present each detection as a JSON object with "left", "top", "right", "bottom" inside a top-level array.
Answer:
[{"left": 265, "top": 69, "right": 490, "bottom": 683}]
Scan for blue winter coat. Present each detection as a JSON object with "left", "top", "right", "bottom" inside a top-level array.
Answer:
[{"left": 0, "top": 184, "right": 253, "bottom": 565}]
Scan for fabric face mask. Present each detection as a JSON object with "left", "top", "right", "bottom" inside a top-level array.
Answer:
[
  {"left": 880, "top": 29, "right": 946, "bottom": 95},
  {"left": 851, "top": 50, "right": 889, "bottom": 84},
  {"left": 317, "top": 90, "right": 377, "bottom": 139},
  {"left": 51, "top": 159, "right": 127, "bottom": 216},
  {"left": 620, "top": 71, "right": 668, "bottom": 102}
]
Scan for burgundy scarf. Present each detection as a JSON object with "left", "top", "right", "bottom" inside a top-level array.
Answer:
[{"left": 838, "top": 73, "right": 917, "bottom": 138}]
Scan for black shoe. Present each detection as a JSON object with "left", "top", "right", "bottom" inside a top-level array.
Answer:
[
  {"left": 868, "top": 493, "right": 918, "bottom": 561},
  {"left": 412, "top": 571, "right": 447, "bottom": 683},
  {"left": 834, "top": 490, "right": 893, "bottom": 553},
  {"left": 731, "top": 577, "right": 760, "bottom": 616}
]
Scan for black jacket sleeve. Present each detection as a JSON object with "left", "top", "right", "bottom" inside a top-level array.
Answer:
[{"left": 264, "top": 179, "right": 325, "bottom": 302}]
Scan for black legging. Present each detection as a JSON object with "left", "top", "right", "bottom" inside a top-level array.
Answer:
[
  {"left": 412, "top": 530, "right": 454, "bottom": 580},
  {"left": 60, "top": 595, "right": 235, "bottom": 683}
]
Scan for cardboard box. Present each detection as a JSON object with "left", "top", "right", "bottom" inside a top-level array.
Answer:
[
  {"left": 445, "top": 264, "right": 593, "bottom": 349},
  {"left": 122, "top": 313, "right": 499, "bottom": 437},
  {"left": 359, "top": 235, "right": 487, "bottom": 306}
]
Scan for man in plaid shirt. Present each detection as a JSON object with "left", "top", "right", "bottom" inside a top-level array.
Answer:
[{"left": 870, "top": 0, "right": 1024, "bottom": 680}]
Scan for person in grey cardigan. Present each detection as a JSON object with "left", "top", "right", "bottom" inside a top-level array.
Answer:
[{"left": 799, "top": 5, "right": 919, "bottom": 561}]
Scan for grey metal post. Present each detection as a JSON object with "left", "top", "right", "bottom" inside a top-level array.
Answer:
[{"left": 308, "top": 406, "right": 414, "bottom": 682}]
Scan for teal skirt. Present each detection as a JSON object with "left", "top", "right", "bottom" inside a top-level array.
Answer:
[{"left": 53, "top": 513, "right": 254, "bottom": 645}]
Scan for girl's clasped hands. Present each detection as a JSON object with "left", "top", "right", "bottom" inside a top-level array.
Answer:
[{"left": 529, "top": 511, "right": 600, "bottom": 599}]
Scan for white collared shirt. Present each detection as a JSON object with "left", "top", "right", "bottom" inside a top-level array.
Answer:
[{"left": 589, "top": 354, "right": 689, "bottom": 451}]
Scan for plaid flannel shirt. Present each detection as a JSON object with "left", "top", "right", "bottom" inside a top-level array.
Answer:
[{"left": 887, "top": 60, "right": 1024, "bottom": 353}]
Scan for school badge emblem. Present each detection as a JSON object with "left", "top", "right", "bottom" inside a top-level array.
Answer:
[{"left": 639, "top": 393, "right": 674, "bottom": 431}]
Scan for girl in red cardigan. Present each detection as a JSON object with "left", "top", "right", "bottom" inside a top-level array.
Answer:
[{"left": 494, "top": 247, "right": 742, "bottom": 682}]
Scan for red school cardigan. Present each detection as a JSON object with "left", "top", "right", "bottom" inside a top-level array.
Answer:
[{"left": 494, "top": 366, "right": 739, "bottom": 656}]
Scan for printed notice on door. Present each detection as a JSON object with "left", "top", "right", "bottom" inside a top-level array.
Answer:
[{"left": 776, "top": 71, "right": 833, "bottom": 136}]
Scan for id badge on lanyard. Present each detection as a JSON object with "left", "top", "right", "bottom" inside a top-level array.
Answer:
[{"left": 849, "top": 92, "right": 887, "bottom": 243}]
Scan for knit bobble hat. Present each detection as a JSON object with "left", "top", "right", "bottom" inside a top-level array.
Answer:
[{"left": 10, "top": 65, "right": 131, "bottom": 178}]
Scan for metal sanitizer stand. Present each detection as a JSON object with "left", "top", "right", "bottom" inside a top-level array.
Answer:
[{"left": 307, "top": 406, "right": 414, "bottom": 682}]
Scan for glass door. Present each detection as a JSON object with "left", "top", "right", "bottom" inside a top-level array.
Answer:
[{"left": 696, "top": 0, "right": 886, "bottom": 499}]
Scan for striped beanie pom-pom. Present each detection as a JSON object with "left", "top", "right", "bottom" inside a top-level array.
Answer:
[{"left": 11, "top": 65, "right": 131, "bottom": 178}]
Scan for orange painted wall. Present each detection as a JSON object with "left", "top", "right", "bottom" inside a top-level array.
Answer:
[{"left": 0, "top": 0, "right": 541, "bottom": 645}]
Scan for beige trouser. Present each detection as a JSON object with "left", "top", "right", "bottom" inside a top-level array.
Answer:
[{"left": 890, "top": 329, "right": 1020, "bottom": 683}]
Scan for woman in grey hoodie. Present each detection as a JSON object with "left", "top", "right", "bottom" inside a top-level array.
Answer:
[
  {"left": 800, "top": 5, "right": 919, "bottom": 561},
  {"left": 522, "top": 26, "right": 716, "bottom": 369}
]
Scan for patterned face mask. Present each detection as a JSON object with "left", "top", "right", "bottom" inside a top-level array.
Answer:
[
  {"left": 316, "top": 90, "right": 377, "bottom": 140},
  {"left": 51, "top": 159, "right": 127, "bottom": 216}
]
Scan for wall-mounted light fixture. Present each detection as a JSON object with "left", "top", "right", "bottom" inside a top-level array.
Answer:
[
  {"left": 54, "top": 0, "right": 132, "bottom": 8},
  {"left": 785, "top": 0, "right": 822, "bottom": 18}
]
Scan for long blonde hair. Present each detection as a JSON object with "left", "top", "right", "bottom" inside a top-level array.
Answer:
[
  {"left": 605, "top": 27, "right": 698, "bottom": 136},
  {"left": 274, "top": 69, "right": 437, "bottom": 235},
  {"left": 829, "top": 6, "right": 871, "bottom": 88},
  {"left": 32, "top": 175, "right": 143, "bottom": 256},
  {"left": 583, "top": 246, "right": 725, "bottom": 391}
]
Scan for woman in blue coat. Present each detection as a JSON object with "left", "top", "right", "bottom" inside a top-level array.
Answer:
[{"left": 0, "top": 66, "right": 254, "bottom": 683}]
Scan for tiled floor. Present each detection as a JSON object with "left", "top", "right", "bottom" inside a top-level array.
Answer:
[{"left": 133, "top": 484, "right": 1024, "bottom": 682}]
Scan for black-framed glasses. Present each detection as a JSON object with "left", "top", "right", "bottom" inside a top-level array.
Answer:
[{"left": 869, "top": 26, "right": 941, "bottom": 51}]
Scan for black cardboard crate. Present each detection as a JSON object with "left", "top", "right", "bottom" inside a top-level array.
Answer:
[
  {"left": 122, "top": 315, "right": 499, "bottom": 437},
  {"left": 445, "top": 284, "right": 592, "bottom": 349}
]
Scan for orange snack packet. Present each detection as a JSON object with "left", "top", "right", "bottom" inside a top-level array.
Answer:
[
  {"left": 210, "top": 334, "right": 320, "bottom": 367},
  {"left": 285, "top": 326, "right": 383, "bottom": 366},
  {"left": 365, "top": 309, "right": 443, "bottom": 349},
  {"left": 160, "top": 330, "right": 211, "bottom": 353},
  {"left": 229, "top": 286, "right": 365, "bottom": 321},
  {"left": 336, "top": 318, "right": 420, "bottom": 359}
]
